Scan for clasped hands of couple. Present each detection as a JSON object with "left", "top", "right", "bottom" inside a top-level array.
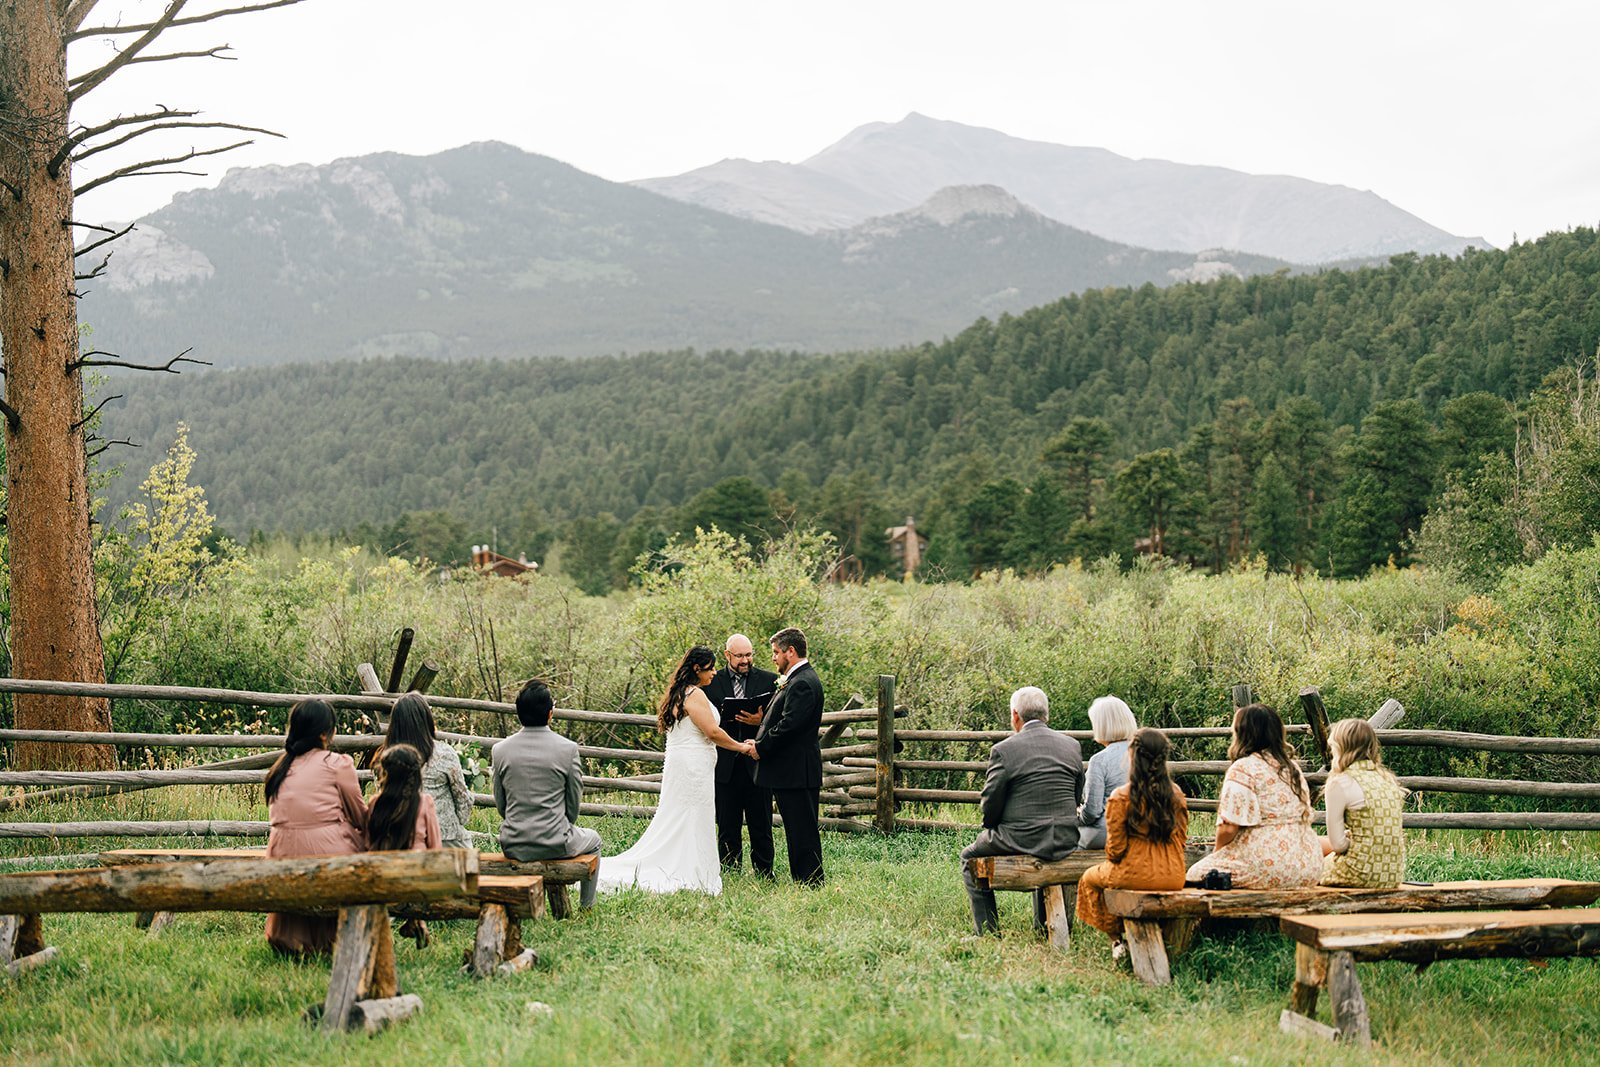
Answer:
[{"left": 733, "top": 705, "right": 764, "bottom": 760}]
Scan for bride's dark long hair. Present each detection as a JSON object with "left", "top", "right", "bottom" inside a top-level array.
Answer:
[{"left": 657, "top": 646, "right": 715, "bottom": 733}]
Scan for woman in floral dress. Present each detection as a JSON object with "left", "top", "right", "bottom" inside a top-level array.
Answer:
[{"left": 1185, "top": 703, "right": 1322, "bottom": 888}]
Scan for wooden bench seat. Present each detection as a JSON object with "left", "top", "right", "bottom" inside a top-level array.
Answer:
[
  {"left": 1102, "top": 879, "right": 1600, "bottom": 987},
  {"left": 95, "top": 848, "right": 553, "bottom": 975},
  {"left": 964, "top": 844, "right": 1212, "bottom": 951},
  {"left": 1278, "top": 909, "right": 1600, "bottom": 1045},
  {"left": 0, "top": 850, "right": 478, "bottom": 1032},
  {"left": 101, "top": 847, "right": 598, "bottom": 918}
]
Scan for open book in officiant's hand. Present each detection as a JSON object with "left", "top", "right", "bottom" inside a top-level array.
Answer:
[{"left": 720, "top": 694, "right": 772, "bottom": 717}]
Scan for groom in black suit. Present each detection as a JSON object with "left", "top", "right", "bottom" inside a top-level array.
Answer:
[
  {"left": 702, "top": 633, "right": 779, "bottom": 876},
  {"left": 752, "top": 626, "right": 825, "bottom": 885}
]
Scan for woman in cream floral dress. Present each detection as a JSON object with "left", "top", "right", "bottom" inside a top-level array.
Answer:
[{"left": 1186, "top": 703, "right": 1322, "bottom": 888}]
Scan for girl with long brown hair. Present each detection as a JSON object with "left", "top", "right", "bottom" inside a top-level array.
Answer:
[
  {"left": 1185, "top": 704, "right": 1322, "bottom": 889},
  {"left": 1076, "top": 728, "right": 1190, "bottom": 955}
]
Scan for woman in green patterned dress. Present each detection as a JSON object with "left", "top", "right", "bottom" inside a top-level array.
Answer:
[{"left": 1319, "top": 718, "right": 1407, "bottom": 887}]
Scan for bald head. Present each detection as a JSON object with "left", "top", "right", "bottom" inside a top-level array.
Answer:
[{"left": 724, "top": 634, "right": 755, "bottom": 675}]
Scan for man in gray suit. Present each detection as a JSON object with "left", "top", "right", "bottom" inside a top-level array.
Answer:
[
  {"left": 492, "top": 679, "right": 603, "bottom": 909},
  {"left": 960, "top": 686, "right": 1085, "bottom": 935}
]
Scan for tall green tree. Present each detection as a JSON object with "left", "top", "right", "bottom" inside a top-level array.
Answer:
[
  {"left": 1259, "top": 396, "right": 1336, "bottom": 573},
  {"left": 960, "top": 479, "right": 1025, "bottom": 573},
  {"left": 1006, "top": 474, "right": 1073, "bottom": 571},
  {"left": 1326, "top": 399, "right": 1436, "bottom": 573},
  {"left": 1114, "top": 449, "right": 1186, "bottom": 557},
  {"left": 1042, "top": 416, "right": 1113, "bottom": 523},
  {"left": 0, "top": 0, "right": 306, "bottom": 768},
  {"left": 1249, "top": 453, "right": 1300, "bottom": 572},
  {"left": 1435, "top": 391, "right": 1515, "bottom": 484},
  {"left": 677, "top": 476, "right": 778, "bottom": 541}
]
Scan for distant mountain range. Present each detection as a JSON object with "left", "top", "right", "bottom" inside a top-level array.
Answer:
[
  {"left": 79, "top": 142, "right": 1298, "bottom": 366},
  {"left": 637, "top": 113, "right": 1489, "bottom": 263}
]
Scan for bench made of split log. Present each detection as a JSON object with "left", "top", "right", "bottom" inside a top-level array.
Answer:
[
  {"left": 100, "top": 847, "right": 598, "bottom": 919},
  {"left": 93, "top": 848, "right": 548, "bottom": 977},
  {"left": 963, "top": 843, "right": 1214, "bottom": 951},
  {"left": 0, "top": 849, "right": 477, "bottom": 1032},
  {"left": 1102, "top": 878, "right": 1600, "bottom": 987},
  {"left": 1278, "top": 909, "right": 1600, "bottom": 1045}
]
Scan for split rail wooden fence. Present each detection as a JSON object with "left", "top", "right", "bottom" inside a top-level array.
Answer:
[{"left": 1, "top": 674, "right": 1597, "bottom": 847}]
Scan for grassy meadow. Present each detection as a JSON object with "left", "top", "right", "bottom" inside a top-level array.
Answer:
[{"left": 1, "top": 787, "right": 1597, "bottom": 1066}]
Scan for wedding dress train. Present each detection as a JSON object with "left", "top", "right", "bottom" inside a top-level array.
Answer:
[{"left": 596, "top": 705, "right": 722, "bottom": 895}]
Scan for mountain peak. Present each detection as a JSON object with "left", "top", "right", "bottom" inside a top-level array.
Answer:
[
  {"left": 905, "top": 184, "right": 1031, "bottom": 225},
  {"left": 643, "top": 114, "right": 1484, "bottom": 262}
]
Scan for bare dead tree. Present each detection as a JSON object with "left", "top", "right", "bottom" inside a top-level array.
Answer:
[{"left": 0, "top": 0, "right": 307, "bottom": 769}]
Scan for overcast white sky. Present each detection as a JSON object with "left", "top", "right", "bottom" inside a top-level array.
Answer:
[{"left": 70, "top": 0, "right": 1599, "bottom": 248}]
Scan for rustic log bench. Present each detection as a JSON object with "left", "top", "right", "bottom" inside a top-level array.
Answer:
[
  {"left": 1102, "top": 878, "right": 1600, "bottom": 986},
  {"left": 1278, "top": 909, "right": 1600, "bottom": 1045},
  {"left": 97, "top": 848, "right": 549, "bottom": 976},
  {"left": 0, "top": 849, "right": 478, "bottom": 1032},
  {"left": 101, "top": 847, "right": 598, "bottom": 921},
  {"left": 964, "top": 843, "right": 1213, "bottom": 950}
]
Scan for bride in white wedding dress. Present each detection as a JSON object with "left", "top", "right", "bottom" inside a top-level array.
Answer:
[{"left": 598, "top": 646, "right": 755, "bottom": 896}]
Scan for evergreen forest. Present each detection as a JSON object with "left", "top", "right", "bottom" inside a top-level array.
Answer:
[{"left": 98, "top": 227, "right": 1600, "bottom": 593}]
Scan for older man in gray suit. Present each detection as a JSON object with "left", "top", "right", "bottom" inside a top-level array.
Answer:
[
  {"left": 492, "top": 679, "right": 603, "bottom": 909},
  {"left": 960, "top": 686, "right": 1085, "bottom": 935}
]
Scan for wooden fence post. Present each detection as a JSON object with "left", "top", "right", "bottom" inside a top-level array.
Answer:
[
  {"left": 1299, "top": 687, "right": 1333, "bottom": 769},
  {"left": 385, "top": 628, "right": 415, "bottom": 694},
  {"left": 875, "top": 675, "right": 896, "bottom": 833},
  {"left": 1231, "top": 684, "right": 1255, "bottom": 708}
]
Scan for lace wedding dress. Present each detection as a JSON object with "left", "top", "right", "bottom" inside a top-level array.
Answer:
[{"left": 597, "top": 706, "right": 722, "bottom": 895}]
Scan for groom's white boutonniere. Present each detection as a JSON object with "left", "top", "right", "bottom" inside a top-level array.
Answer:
[{"left": 773, "top": 674, "right": 788, "bottom": 692}]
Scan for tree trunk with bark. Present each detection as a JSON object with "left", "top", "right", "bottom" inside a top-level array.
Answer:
[{"left": 0, "top": 0, "right": 114, "bottom": 770}]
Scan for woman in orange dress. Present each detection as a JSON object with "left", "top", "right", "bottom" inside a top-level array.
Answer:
[
  {"left": 263, "top": 699, "right": 368, "bottom": 956},
  {"left": 1076, "top": 728, "right": 1190, "bottom": 954}
]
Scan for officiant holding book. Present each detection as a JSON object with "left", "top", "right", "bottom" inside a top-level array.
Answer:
[{"left": 703, "top": 633, "right": 778, "bottom": 876}]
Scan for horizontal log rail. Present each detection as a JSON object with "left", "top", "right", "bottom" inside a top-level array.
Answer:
[
  {"left": 858, "top": 726, "right": 1312, "bottom": 742},
  {"left": 0, "top": 676, "right": 650, "bottom": 727}
]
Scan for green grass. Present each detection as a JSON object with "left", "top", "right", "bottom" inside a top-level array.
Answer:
[{"left": 2, "top": 794, "right": 1599, "bottom": 1065}]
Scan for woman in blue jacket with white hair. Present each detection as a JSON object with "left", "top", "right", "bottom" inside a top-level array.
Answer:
[{"left": 1078, "top": 695, "right": 1137, "bottom": 849}]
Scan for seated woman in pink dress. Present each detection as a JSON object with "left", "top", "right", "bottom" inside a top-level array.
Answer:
[
  {"left": 264, "top": 699, "right": 368, "bottom": 956},
  {"left": 1185, "top": 703, "right": 1322, "bottom": 889}
]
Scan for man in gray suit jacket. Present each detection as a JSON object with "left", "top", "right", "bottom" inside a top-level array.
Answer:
[
  {"left": 492, "top": 679, "right": 603, "bottom": 908},
  {"left": 960, "top": 686, "right": 1085, "bottom": 935}
]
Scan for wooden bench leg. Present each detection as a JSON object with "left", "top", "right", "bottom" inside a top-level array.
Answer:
[
  {"left": 545, "top": 882, "right": 572, "bottom": 920},
  {"left": 470, "top": 903, "right": 539, "bottom": 978},
  {"left": 1041, "top": 886, "right": 1072, "bottom": 951},
  {"left": 1124, "top": 920, "right": 1171, "bottom": 986},
  {"left": 321, "top": 905, "right": 403, "bottom": 1033},
  {"left": 2, "top": 914, "right": 60, "bottom": 978},
  {"left": 1327, "top": 951, "right": 1371, "bottom": 1046},
  {"left": 2, "top": 913, "right": 46, "bottom": 965},
  {"left": 1163, "top": 916, "right": 1198, "bottom": 958},
  {"left": 471, "top": 904, "right": 510, "bottom": 978},
  {"left": 0, "top": 914, "right": 20, "bottom": 965},
  {"left": 1290, "top": 943, "right": 1328, "bottom": 1018},
  {"left": 146, "top": 911, "right": 178, "bottom": 939}
]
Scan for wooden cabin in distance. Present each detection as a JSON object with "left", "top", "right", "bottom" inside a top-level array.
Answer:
[
  {"left": 471, "top": 545, "right": 538, "bottom": 579},
  {"left": 885, "top": 517, "right": 928, "bottom": 581}
]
